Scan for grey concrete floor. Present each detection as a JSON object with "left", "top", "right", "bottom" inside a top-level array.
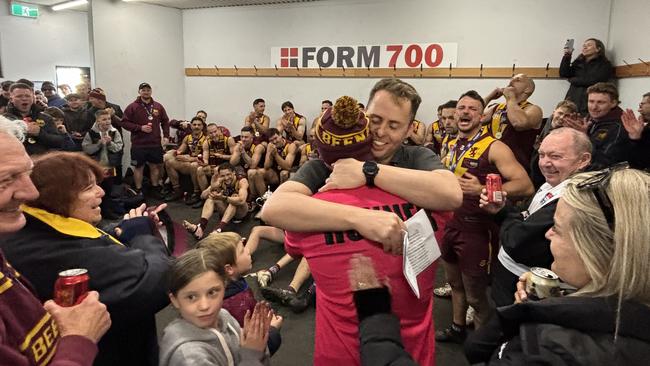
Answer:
[{"left": 154, "top": 198, "right": 471, "bottom": 366}]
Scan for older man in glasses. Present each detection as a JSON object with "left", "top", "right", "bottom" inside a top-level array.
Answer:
[{"left": 480, "top": 127, "right": 592, "bottom": 307}]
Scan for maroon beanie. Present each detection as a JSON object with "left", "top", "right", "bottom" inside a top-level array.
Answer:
[
  {"left": 88, "top": 88, "right": 107, "bottom": 102},
  {"left": 314, "top": 97, "right": 373, "bottom": 166}
]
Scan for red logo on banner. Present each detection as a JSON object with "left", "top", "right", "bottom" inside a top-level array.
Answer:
[{"left": 280, "top": 47, "right": 299, "bottom": 68}]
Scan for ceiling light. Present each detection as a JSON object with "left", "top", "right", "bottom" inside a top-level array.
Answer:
[{"left": 51, "top": 0, "right": 88, "bottom": 11}]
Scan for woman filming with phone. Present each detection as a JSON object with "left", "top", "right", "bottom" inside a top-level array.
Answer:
[
  {"left": 560, "top": 38, "right": 614, "bottom": 115},
  {"left": 464, "top": 165, "right": 650, "bottom": 365}
]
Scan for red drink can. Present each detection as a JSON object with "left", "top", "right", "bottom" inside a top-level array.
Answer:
[
  {"left": 54, "top": 268, "right": 89, "bottom": 307},
  {"left": 486, "top": 174, "right": 503, "bottom": 203}
]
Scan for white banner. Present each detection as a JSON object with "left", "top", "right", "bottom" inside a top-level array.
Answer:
[{"left": 271, "top": 43, "right": 458, "bottom": 69}]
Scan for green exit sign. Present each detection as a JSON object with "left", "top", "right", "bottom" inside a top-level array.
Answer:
[{"left": 10, "top": 3, "right": 39, "bottom": 18}]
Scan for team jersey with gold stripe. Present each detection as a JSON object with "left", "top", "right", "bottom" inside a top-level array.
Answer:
[{"left": 182, "top": 133, "right": 207, "bottom": 157}]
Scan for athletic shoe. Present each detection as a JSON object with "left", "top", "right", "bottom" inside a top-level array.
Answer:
[
  {"left": 256, "top": 269, "right": 273, "bottom": 288},
  {"left": 260, "top": 286, "right": 297, "bottom": 305},
  {"left": 287, "top": 292, "right": 311, "bottom": 314},
  {"left": 260, "top": 286, "right": 309, "bottom": 313},
  {"left": 435, "top": 325, "right": 467, "bottom": 343},
  {"left": 192, "top": 199, "right": 205, "bottom": 209},
  {"left": 433, "top": 282, "right": 452, "bottom": 297},
  {"left": 185, "top": 193, "right": 201, "bottom": 206},
  {"left": 165, "top": 189, "right": 183, "bottom": 202}
]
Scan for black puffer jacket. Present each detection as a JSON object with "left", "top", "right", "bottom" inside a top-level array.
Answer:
[
  {"left": 587, "top": 107, "right": 633, "bottom": 170},
  {"left": 465, "top": 296, "right": 650, "bottom": 366},
  {"left": 0, "top": 207, "right": 171, "bottom": 366},
  {"left": 560, "top": 54, "right": 614, "bottom": 115},
  {"left": 3, "top": 103, "right": 66, "bottom": 155}
]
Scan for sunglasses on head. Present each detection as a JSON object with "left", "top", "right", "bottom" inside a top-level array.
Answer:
[{"left": 575, "top": 162, "right": 629, "bottom": 231}]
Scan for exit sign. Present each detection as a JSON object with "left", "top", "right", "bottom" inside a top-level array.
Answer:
[{"left": 10, "top": 3, "right": 39, "bottom": 18}]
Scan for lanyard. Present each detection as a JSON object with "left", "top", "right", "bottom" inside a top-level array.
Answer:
[
  {"left": 523, "top": 181, "right": 567, "bottom": 219},
  {"left": 141, "top": 101, "right": 154, "bottom": 120},
  {"left": 448, "top": 130, "right": 482, "bottom": 173},
  {"left": 188, "top": 134, "right": 202, "bottom": 154}
]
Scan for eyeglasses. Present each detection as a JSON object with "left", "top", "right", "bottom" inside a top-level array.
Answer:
[{"left": 575, "top": 162, "right": 629, "bottom": 231}]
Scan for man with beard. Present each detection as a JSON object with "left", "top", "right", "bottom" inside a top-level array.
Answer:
[
  {"left": 231, "top": 126, "right": 266, "bottom": 201},
  {"left": 165, "top": 117, "right": 207, "bottom": 204},
  {"left": 196, "top": 123, "right": 237, "bottom": 195},
  {"left": 169, "top": 110, "right": 206, "bottom": 145},
  {"left": 245, "top": 98, "right": 270, "bottom": 144},
  {"left": 482, "top": 73, "right": 544, "bottom": 172},
  {"left": 299, "top": 127, "right": 319, "bottom": 166},
  {"left": 435, "top": 90, "right": 533, "bottom": 343},
  {"left": 121, "top": 83, "right": 170, "bottom": 196},
  {"left": 437, "top": 100, "right": 459, "bottom": 165},
  {"left": 4, "top": 83, "right": 66, "bottom": 155},
  {"left": 183, "top": 163, "right": 249, "bottom": 239},
  {"left": 261, "top": 127, "right": 299, "bottom": 185}
]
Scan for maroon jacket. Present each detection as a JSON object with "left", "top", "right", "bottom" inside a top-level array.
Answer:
[
  {"left": 121, "top": 97, "right": 170, "bottom": 147},
  {"left": 0, "top": 250, "right": 97, "bottom": 366}
]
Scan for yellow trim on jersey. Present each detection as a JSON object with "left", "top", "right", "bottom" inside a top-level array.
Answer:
[
  {"left": 39, "top": 345, "right": 58, "bottom": 366},
  {"left": 183, "top": 133, "right": 207, "bottom": 156},
  {"left": 0, "top": 271, "right": 13, "bottom": 294},
  {"left": 487, "top": 100, "right": 532, "bottom": 138},
  {"left": 445, "top": 134, "right": 496, "bottom": 177},
  {"left": 20, "top": 313, "right": 52, "bottom": 351},
  {"left": 22, "top": 206, "right": 123, "bottom": 246},
  {"left": 430, "top": 120, "right": 443, "bottom": 143}
]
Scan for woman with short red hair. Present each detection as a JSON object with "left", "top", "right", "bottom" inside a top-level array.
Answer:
[{"left": 0, "top": 151, "right": 171, "bottom": 366}]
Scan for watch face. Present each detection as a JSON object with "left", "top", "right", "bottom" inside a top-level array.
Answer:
[{"left": 364, "top": 161, "right": 379, "bottom": 175}]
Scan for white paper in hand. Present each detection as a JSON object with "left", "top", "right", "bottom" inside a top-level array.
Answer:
[{"left": 402, "top": 209, "right": 441, "bottom": 298}]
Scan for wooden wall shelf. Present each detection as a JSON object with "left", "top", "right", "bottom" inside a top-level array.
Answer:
[
  {"left": 185, "top": 66, "right": 561, "bottom": 79},
  {"left": 184, "top": 62, "right": 650, "bottom": 79},
  {"left": 615, "top": 61, "right": 650, "bottom": 78}
]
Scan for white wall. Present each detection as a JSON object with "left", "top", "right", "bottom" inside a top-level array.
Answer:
[
  {"left": 609, "top": 0, "right": 650, "bottom": 110},
  {"left": 90, "top": 0, "right": 184, "bottom": 119},
  {"left": 90, "top": 0, "right": 184, "bottom": 166},
  {"left": 183, "top": 0, "right": 611, "bottom": 132},
  {"left": 0, "top": 4, "right": 89, "bottom": 83}
]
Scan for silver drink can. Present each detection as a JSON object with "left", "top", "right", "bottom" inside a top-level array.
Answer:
[{"left": 525, "top": 267, "right": 561, "bottom": 300}]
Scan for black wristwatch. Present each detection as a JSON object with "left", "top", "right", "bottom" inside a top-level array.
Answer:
[{"left": 363, "top": 161, "right": 379, "bottom": 187}]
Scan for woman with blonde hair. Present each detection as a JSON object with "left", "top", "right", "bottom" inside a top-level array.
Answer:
[{"left": 465, "top": 165, "right": 650, "bottom": 365}]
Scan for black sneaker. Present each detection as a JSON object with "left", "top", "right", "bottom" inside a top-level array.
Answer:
[
  {"left": 260, "top": 286, "right": 298, "bottom": 306},
  {"left": 287, "top": 291, "right": 313, "bottom": 313},
  {"left": 165, "top": 189, "right": 184, "bottom": 202},
  {"left": 435, "top": 325, "right": 467, "bottom": 343},
  {"left": 160, "top": 184, "right": 172, "bottom": 196},
  {"left": 191, "top": 199, "right": 205, "bottom": 209},
  {"left": 185, "top": 193, "right": 201, "bottom": 206}
]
